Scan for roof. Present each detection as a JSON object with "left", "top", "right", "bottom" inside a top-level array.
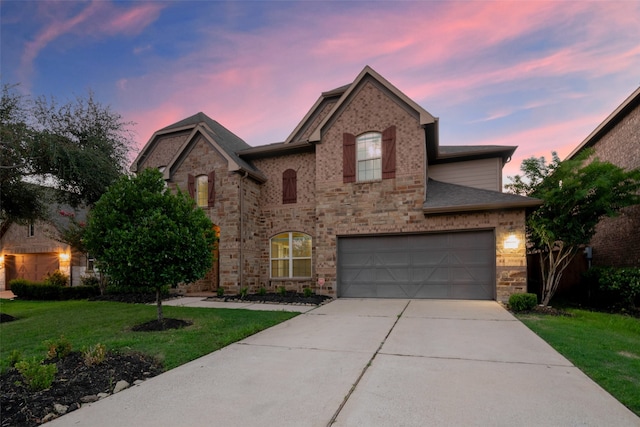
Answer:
[
  {"left": 307, "top": 65, "right": 437, "bottom": 143},
  {"left": 567, "top": 86, "right": 640, "bottom": 160},
  {"left": 434, "top": 145, "right": 517, "bottom": 165},
  {"left": 423, "top": 179, "right": 541, "bottom": 214},
  {"left": 132, "top": 112, "right": 266, "bottom": 182},
  {"left": 237, "top": 140, "right": 314, "bottom": 159}
]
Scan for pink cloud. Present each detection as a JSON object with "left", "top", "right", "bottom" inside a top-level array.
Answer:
[{"left": 113, "top": 0, "right": 639, "bottom": 170}]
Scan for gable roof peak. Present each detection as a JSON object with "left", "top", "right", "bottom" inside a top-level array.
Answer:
[{"left": 307, "top": 66, "right": 436, "bottom": 143}]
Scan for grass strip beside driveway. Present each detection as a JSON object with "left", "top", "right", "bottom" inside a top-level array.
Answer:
[
  {"left": 0, "top": 300, "right": 298, "bottom": 371},
  {"left": 518, "top": 309, "right": 640, "bottom": 416}
]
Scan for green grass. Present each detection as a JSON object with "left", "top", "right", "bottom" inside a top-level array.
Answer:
[
  {"left": 518, "top": 309, "right": 640, "bottom": 416},
  {"left": 0, "top": 299, "right": 298, "bottom": 371}
]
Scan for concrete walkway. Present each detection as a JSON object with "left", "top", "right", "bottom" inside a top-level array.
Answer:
[{"left": 47, "top": 299, "right": 638, "bottom": 426}]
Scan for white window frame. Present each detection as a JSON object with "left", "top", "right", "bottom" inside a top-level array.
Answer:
[
  {"left": 270, "top": 232, "right": 312, "bottom": 278},
  {"left": 356, "top": 132, "right": 382, "bottom": 181},
  {"left": 27, "top": 221, "right": 35, "bottom": 237}
]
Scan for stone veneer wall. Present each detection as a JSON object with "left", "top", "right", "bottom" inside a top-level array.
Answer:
[
  {"left": 312, "top": 79, "right": 528, "bottom": 302},
  {"left": 587, "top": 102, "right": 640, "bottom": 267},
  {"left": 252, "top": 152, "right": 317, "bottom": 292},
  {"left": 167, "top": 136, "right": 244, "bottom": 293}
]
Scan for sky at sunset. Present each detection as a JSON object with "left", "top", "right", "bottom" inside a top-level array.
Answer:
[{"left": 2, "top": 0, "right": 639, "bottom": 181}]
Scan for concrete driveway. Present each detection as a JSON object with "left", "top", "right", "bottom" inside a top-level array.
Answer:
[{"left": 48, "top": 299, "right": 638, "bottom": 427}]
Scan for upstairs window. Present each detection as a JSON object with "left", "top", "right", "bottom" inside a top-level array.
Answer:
[
  {"left": 196, "top": 175, "right": 208, "bottom": 207},
  {"left": 270, "top": 232, "right": 312, "bottom": 278},
  {"left": 357, "top": 132, "right": 382, "bottom": 181},
  {"left": 343, "top": 126, "right": 396, "bottom": 183},
  {"left": 188, "top": 172, "right": 215, "bottom": 208},
  {"left": 27, "top": 221, "right": 35, "bottom": 237}
]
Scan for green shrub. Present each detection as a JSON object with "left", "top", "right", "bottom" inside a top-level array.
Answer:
[
  {"left": 43, "top": 269, "right": 69, "bottom": 287},
  {"left": 239, "top": 287, "right": 249, "bottom": 299},
  {"left": 44, "top": 336, "right": 72, "bottom": 360},
  {"left": 508, "top": 293, "right": 538, "bottom": 312},
  {"left": 15, "top": 357, "right": 57, "bottom": 391},
  {"left": 598, "top": 267, "right": 640, "bottom": 307},
  {"left": 83, "top": 343, "right": 107, "bottom": 366},
  {"left": 106, "top": 282, "right": 168, "bottom": 296},
  {"left": 10, "top": 279, "right": 98, "bottom": 300},
  {"left": 7, "top": 350, "right": 22, "bottom": 367},
  {"left": 10, "top": 280, "right": 62, "bottom": 300},
  {"left": 80, "top": 275, "right": 100, "bottom": 287},
  {"left": 257, "top": 287, "right": 267, "bottom": 296},
  {"left": 216, "top": 287, "right": 224, "bottom": 297},
  {"left": 60, "top": 285, "right": 100, "bottom": 299},
  {"left": 277, "top": 286, "right": 287, "bottom": 296},
  {"left": 303, "top": 287, "right": 314, "bottom": 298}
]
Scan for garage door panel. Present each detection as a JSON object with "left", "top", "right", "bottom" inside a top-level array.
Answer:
[
  {"left": 338, "top": 231, "right": 495, "bottom": 299},
  {"left": 414, "top": 284, "right": 450, "bottom": 299}
]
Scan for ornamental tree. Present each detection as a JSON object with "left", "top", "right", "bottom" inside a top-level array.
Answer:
[
  {"left": 84, "top": 168, "right": 217, "bottom": 322},
  {"left": 506, "top": 149, "right": 640, "bottom": 306},
  {"left": 1, "top": 84, "right": 134, "bottom": 224}
]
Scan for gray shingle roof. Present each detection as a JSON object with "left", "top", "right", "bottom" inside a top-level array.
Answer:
[
  {"left": 423, "top": 179, "right": 541, "bottom": 214},
  {"left": 162, "top": 112, "right": 264, "bottom": 180}
]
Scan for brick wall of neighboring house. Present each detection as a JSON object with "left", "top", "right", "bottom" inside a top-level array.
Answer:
[
  {"left": 253, "top": 151, "right": 317, "bottom": 292},
  {"left": 311, "top": 79, "right": 528, "bottom": 301},
  {"left": 587, "top": 103, "right": 640, "bottom": 267},
  {"left": 0, "top": 220, "right": 82, "bottom": 289}
]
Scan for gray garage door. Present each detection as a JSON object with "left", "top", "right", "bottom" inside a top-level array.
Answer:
[{"left": 337, "top": 231, "right": 495, "bottom": 299}]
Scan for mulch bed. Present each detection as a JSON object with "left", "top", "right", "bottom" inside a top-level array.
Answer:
[
  {"left": 0, "top": 351, "right": 163, "bottom": 427},
  {"left": 209, "top": 291, "right": 332, "bottom": 306},
  {"left": 511, "top": 305, "right": 573, "bottom": 316}
]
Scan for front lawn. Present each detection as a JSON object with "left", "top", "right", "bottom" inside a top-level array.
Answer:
[
  {"left": 518, "top": 308, "right": 640, "bottom": 416},
  {"left": 0, "top": 299, "right": 298, "bottom": 371}
]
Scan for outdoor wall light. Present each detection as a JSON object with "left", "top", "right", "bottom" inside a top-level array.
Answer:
[
  {"left": 504, "top": 234, "right": 520, "bottom": 249},
  {"left": 0, "top": 255, "right": 4, "bottom": 269},
  {"left": 59, "top": 252, "right": 70, "bottom": 262}
]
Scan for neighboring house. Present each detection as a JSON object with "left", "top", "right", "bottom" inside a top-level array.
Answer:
[
  {"left": 566, "top": 86, "right": 640, "bottom": 268},
  {"left": 0, "top": 204, "right": 91, "bottom": 290},
  {"left": 131, "top": 66, "right": 540, "bottom": 302}
]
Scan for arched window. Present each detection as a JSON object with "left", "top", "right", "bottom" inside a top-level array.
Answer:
[
  {"left": 270, "top": 232, "right": 312, "bottom": 278},
  {"left": 188, "top": 172, "right": 215, "bottom": 208},
  {"left": 343, "top": 126, "right": 395, "bottom": 183},
  {"left": 196, "top": 175, "right": 208, "bottom": 207}
]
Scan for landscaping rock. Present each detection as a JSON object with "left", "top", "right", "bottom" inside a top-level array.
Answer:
[
  {"left": 81, "top": 395, "right": 99, "bottom": 403},
  {"left": 113, "top": 380, "right": 130, "bottom": 394},
  {"left": 54, "top": 403, "right": 68, "bottom": 415}
]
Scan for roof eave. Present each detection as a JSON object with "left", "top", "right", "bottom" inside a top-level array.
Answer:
[
  {"left": 130, "top": 124, "right": 197, "bottom": 172},
  {"left": 567, "top": 86, "right": 640, "bottom": 160},
  {"left": 238, "top": 140, "right": 314, "bottom": 159},
  {"left": 423, "top": 199, "right": 542, "bottom": 215}
]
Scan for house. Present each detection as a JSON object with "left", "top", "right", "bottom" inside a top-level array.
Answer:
[
  {"left": 0, "top": 206, "right": 91, "bottom": 290},
  {"left": 566, "top": 86, "right": 640, "bottom": 267},
  {"left": 131, "top": 66, "right": 540, "bottom": 302}
]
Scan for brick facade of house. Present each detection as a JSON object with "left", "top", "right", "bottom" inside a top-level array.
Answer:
[{"left": 132, "top": 67, "right": 539, "bottom": 302}]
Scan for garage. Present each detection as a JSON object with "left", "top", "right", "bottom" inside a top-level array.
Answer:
[{"left": 337, "top": 231, "right": 495, "bottom": 299}]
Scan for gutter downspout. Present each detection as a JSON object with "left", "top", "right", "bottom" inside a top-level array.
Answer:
[{"left": 239, "top": 171, "right": 248, "bottom": 288}]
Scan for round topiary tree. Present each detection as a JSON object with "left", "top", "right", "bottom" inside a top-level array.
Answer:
[{"left": 84, "top": 168, "right": 217, "bottom": 323}]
